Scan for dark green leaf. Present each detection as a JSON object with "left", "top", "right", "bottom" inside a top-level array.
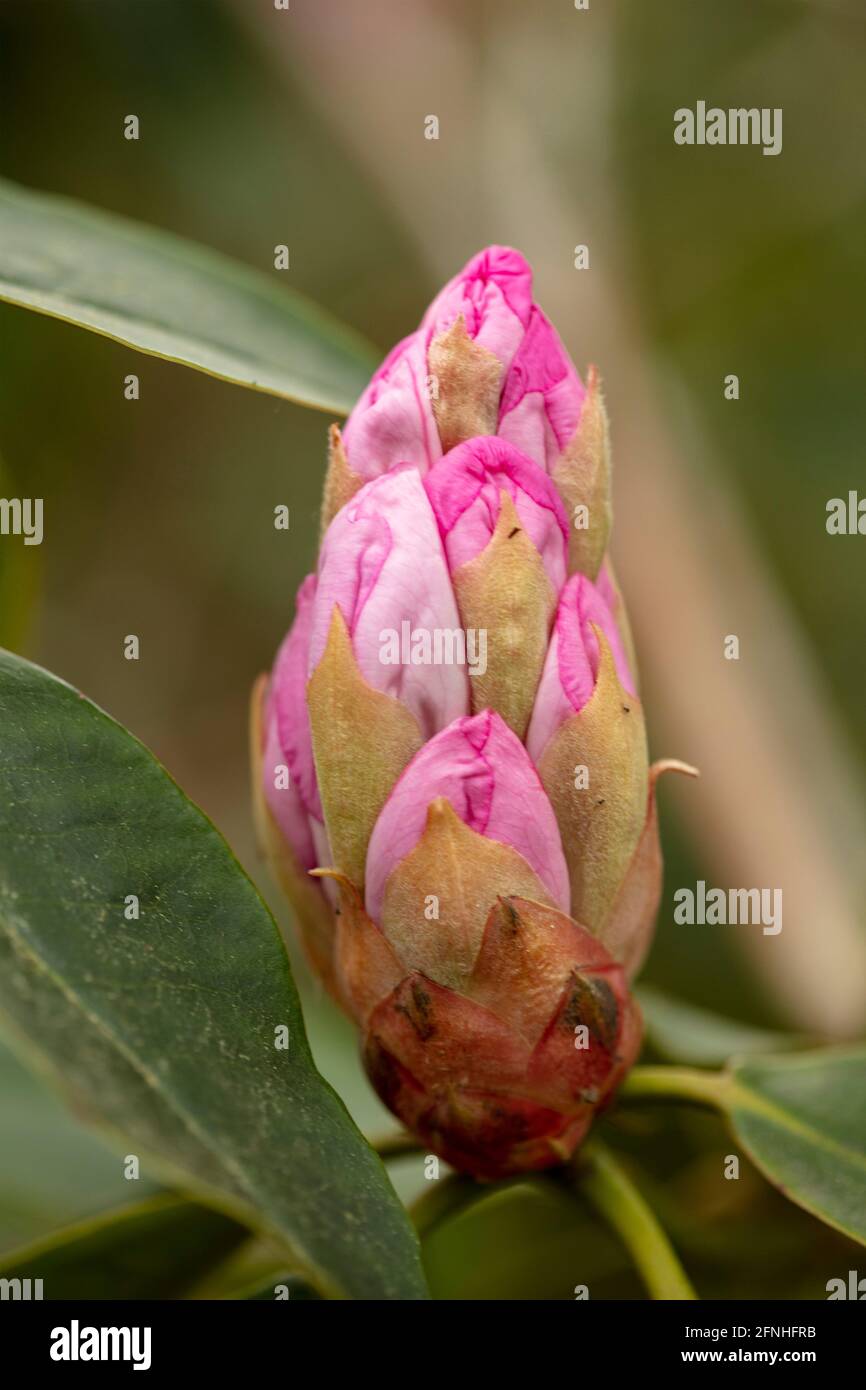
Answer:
[
  {"left": 0, "top": 178, "right": 379, "bottom": 414},
  {"left": 0, "top": 1196, "right": 245, "bottom": 1300},
  {"left": 0, "top": 649, "right": 428, "bottom": 1299},
  {"left": 728, "top": 1048, "right": 866, "bottom": 1246}
]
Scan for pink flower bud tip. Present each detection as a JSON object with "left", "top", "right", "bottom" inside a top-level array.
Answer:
[{"left": 338, "top": 246, "right": 587, "bottom": 492}]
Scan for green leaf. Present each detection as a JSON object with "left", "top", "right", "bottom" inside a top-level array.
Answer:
[
  {"left": 0, "top": 178, "right": 379, "bottom": 414},
  {"left": 0, "top": 1196, "right": 245, "bottom": 1300},
  {"left": 0, "top": 650, "right": 428, "bottom": 1300},
  {"left": 728, "top": 1048, "right": 866, "bottom": 1246},
  {"left": 638, "top": 985, "right": 804, "bottom": 1067}
]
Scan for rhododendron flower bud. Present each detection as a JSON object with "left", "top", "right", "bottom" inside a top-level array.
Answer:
[
  {"left": 253, "top": 246, "right": 695, "bottom": 1179},
  {"left": 323, "top": 248, "right": 609, "bottom": 568}
]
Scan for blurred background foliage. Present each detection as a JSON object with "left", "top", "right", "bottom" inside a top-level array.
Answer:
[{"left": 0, "top": 0, "right": 863, "bottom": 1296}]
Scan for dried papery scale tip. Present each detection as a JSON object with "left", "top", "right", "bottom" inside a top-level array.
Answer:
[
  {"left": 428, "top": 313, "right": 503, "bottom": 452},
  {"left": 320, "top": 423, "right": 363, "bottom": 536}
]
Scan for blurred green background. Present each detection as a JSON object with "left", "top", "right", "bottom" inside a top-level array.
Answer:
[{"left": 0, "top": 0, "right": 863, "bottom": 1296}]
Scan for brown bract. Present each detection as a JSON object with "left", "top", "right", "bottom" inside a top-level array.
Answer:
[
  {"left": 379, "top": 797, "right": 556, "bottom": 989},
  {"left": 306, "top": 606, "right": 423, "bottom": 889},
  {"left": 537, "top": 627, "right": 648, "bottom": 938},
  {"left": 320, "top": 423, "right": 364, "bottom": 536},
  {"left": 428, "top": 313, "right": 503, "bottom": 452},
  {"left": 553, "top": 365, "right": 612, "bottom": 580}
]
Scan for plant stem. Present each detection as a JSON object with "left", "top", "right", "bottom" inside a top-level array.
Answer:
[
  {"left": 574, "top": 1140, "right": 698, "bottom": 1300},
  {"left": 371, "top": 1130, "right": 424, "bottom": 1161},
  {"left": 619, "top": 1064, "right": 732, "bottom": 1109}
]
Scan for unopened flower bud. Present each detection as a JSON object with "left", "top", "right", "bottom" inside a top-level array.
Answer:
[{"left": 253, "top": 246, "right": 694, "bottom": 1178}]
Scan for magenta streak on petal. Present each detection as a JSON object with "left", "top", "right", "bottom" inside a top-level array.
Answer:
[
  {"left": 499, "top": 308, "right": 586, "bottom": 452},
  {"left": 424, "top": 437, "right": 553, "bottom": 534},
  {"left": 459, "top": 246, "right": 534, "bottom": 327},
  {"left": 499, "top": 310, "right": 566, "bottom": 412},
  {"left": 557, "top": 574, "right": 636, "bottom": 713},
  {"left": 421, "top": 247, "right": 533, "bottom": 374},
  {"left": 452, "top": 709, "right": 495, "bottom": 834},
  {"left": 423, "top": 436, "right": 569, "bottom": 585}
]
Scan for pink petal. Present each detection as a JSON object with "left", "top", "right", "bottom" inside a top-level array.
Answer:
[
  {"left": 526, "top": 574, "right": 636, "bottom": 763},
  {"left": 310, "top": 467, "right": 469, "bottom": 738},
  {"left": 342, "top": 333, "right": 441, "bottom": 481},
  {"left": 262, "top": 714, "right": 317, "bottom": 872},
  {"left": 266, "top": 573, "right": 322, "bottom": 823},
  {"left": 365, "top": 710, "right": 570, "bottom": 922},
  {"left": 424, "top": 435, "right": 569, "bottom": 590},
  {"left": 422, "top": 245, "right": 533, "bottom": 375},
  {"left": 497, "top": 307, "right": 586, "bottom": 470}
]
